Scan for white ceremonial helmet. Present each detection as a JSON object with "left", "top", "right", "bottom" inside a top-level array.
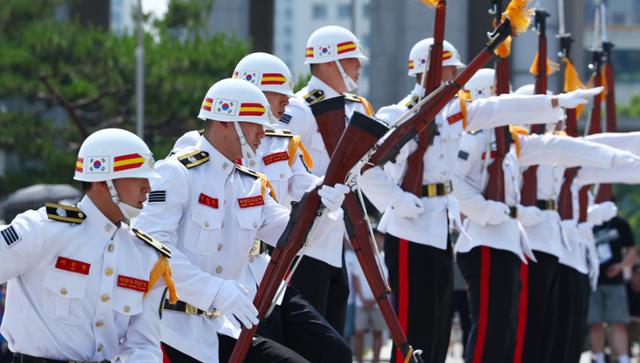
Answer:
[
  {"left": 463, "top": 68, "right": 496, "bottom": 100},
  {"left": 74, "top": 128, "right": 160, "bottom": 221},
  {"left": 408, "top": 38, "right": 466, "bottom": 77},
  {"left": 305, "top": 25, "right": 367, "bottom": 92},
  {"left": 233, "top": 52, "right": 295, "bottom": 97},
  {"left": 74, "top": 128, "right": 159, "bottom": 183},
  {"left": 197, "top": 78, "right": 271, "bottom": 161},
  {"left": 304, "top": 25, "right": 367, "bottom": 65}
]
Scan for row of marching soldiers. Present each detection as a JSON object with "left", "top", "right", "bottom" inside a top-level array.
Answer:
[{"left": 1, "top": 21, "right": 639, "bottom": 363}]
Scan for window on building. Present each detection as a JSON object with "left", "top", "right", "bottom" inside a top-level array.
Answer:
[
  {"left": 337, "top": 4, "right": 351, "bottom": 19},
  {"left": 312, "top": 4, "right": 327, "bottom": 19}
]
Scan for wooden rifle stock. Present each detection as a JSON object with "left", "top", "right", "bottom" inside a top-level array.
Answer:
[
  {"left": 364, "top": 19, "right": 514, "bottom": 171},
  {"left": 228, "top": 111, "right": 389, "bottom": 363},
  {"left": 342, "top": 193, "right": 424, "bottom": 362},
  {"left": 311, "top": 96, "right": 346, "bottom": 156},
  {"left": 520, "top": 8, "right": 550, "bottom": 206},
  {"left": 595, "top": 41, "right": 616, "bottom": 203},
  {"left": 401, "top": 0, "right": 446, "bottom": 195}
]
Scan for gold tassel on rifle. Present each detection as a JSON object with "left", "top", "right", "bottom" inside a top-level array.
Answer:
[
  {"left": 562, "top": 57, "right": 587, "bottom": 118},
  {"left": 502, "top": 0, "right": 535, "bottom": 35},
  {"left": 146, "top": 256, "right": 179, "bottom": 304},
  {"left": 287, "top": 135, "right": 314, "bottom": 170},
  {"left": 457, "top": 90, "right": 470, "bottom": 130},
  {"left": 509, "top": 125, "right": 529, "bottom": 158},
  {"left": 529, "top": 51, "right": 560, "bottom": 76},
  {"left": 257, "top": 172, "right": 279, "bottom": 202}
]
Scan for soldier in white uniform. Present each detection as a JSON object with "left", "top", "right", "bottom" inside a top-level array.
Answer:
[
  {"left": 452, "top": 73, "right": 636, "bottom": 362},
  {"left": 168, "top": 52, "right": 352, "bottom": 362},
  {"left": 356, "top": 39, "right": 599, "bottom": 361},
  {"left": 284, "top": 25, "right": 372, "bottom": 334},
  {"left": 0, "top": 128, "right": 175, "bottom": 363},
  {"left": 133, "top": 78, "right": 348, "bottom": 363}
]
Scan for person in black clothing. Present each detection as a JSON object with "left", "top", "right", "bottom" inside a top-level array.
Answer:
[
  {"left": 588, "top": 215, "right": 638, "bottom": 363},
  {"left": 626, "top": 265, "right": 640, "bottom": 356}
]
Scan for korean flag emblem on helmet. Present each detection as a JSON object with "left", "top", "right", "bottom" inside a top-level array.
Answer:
[
  {"left": 316, "top": 44, "right": 334, "bottom": 58},
  {"left": 87, "top": 156, "right": 110, "bottom": 173},
  {"left": 214, "top": 99, "right": 238, "bottom": 116},
  {"left": 241, "top": 71, "right": 260, "bottom": 86}
]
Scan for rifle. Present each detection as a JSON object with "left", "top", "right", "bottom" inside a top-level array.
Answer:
[
  {"left": 595, "top": 0, "right": 616, "bottom": 203},
  {"left": 311, "top": 95, "right": 346, "bottom": 157},
  {"left": 228, "top": 110, "right": 389, "bottom": 363},
  {"left": 342, "top": 194, "right": 424, "bottom": 362},
  {"left": 556, "top": 0, "right": 580, "bottom": 220},
  {"left": 313, "top": 84, "right": 426, "bottom": 363},
  {"left": 362, "top": 0, "right": 533, "bottom": 173},
  {"left": 484, "top": 0, "right": 513, "bottom": 203},
  {"left": 578, "top": 0, "right": 604, "bottom": 223},
  {"left": 401, "top": 0, "right": 447, "bottom": 195},
  {"left": 520, "top": 6, "right": 551, "bottom": 206}
]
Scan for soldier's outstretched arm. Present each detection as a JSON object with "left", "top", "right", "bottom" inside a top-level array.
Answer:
[
  {"left": 518, "top": 133, "right": 634, "bottom": 168},
  {"left": 583, "top": 131, "right": 640, "bottom": 156}
]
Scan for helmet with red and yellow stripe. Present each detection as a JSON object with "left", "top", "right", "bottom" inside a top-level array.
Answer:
[{"left": 233, "top": 52, "right": 294, "bottom": 97}]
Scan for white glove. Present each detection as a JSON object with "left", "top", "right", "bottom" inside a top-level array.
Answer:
[
  {"left": 318, "top": 183, "right": 350, "bottom": 212},
  {"left": 485, "top": 200, "right": 511, "bottom": 225},
  {"left": 612, "top": 150, "right": 640, "bottom": 167},
  {"left": 517, "top": 205, "right": 544, "bottom": 228},
  {"left": 211, "top": 280, "right": 259, "bottom": 329},
  {"left": 556, "top": 87, "right": 603, "bottom": 109},
  {"left": 391, "top": 192, "right": 424, "bottom": 219},
  {"left": 587, "top": 201, "right": 618, "bottom": 226}
]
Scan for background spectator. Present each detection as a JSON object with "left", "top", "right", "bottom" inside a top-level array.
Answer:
[{"left": 589, "top": 215, "right": 638, "bottom": 363}]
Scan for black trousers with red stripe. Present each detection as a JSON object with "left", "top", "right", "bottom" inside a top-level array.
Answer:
[
  {"left": 512, "top": 251, "right": 560, "bottom": 363},
  {"left": 384, "top": 234, "right": 453, "bottom": 363},
  {"left": 549, "top": 265, "right": 590, "bottom": 363},
  {"left": 161, "top": 334, "right": 308, "bottom": 363},
  {"left": 457, "top": 246, "right": 521, "bottom": 363}
]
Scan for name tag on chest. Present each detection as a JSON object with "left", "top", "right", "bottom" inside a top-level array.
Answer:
[
  {"left": 238, "top": 195, "right": 264, "bottom": 208},
  {"left": 117, "top": 275, "right": 149, "bottom": 292},
  {"left": 55, "top": 256, "right": 91, "bottom": 275}
]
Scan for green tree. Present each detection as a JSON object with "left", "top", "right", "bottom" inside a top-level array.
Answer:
[{"left": 0, "top": 0, "right": 248, "bottom": 196}]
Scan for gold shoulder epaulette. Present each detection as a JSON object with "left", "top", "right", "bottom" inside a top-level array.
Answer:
[
  {"left": 178, "top": 150, "right": 209, "bottom": 169},
  {"left": 304, "top": 89, "right": 325, "bottom": 105},
  {"left": 132, "top": 228, "right": 171, "bottom": 258},
  {"left": 405, "top": 95, "right": 420, "bottom": 110},
  {"left": 343, "top": 92, "right": 361, "bottom": 103},
  {"left": 265, "top": 129, "right": 294, "bottom": 138},
  {"left": 45, "top": 203, "right": 86, "bottom": 224},
  {"left": 235, "top": 164, "right": 260, "bottom": 178}
]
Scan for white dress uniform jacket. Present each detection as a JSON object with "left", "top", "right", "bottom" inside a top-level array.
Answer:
[
  {"left": 284, "top": 76, "right": 370, "bottom": 267},
  {"left": 133, "top": 136, "right": 290, "bottom": 363},
  {"left": 359, "top": 85, "right": 564, "bottom": 249},
  {"left": 168, "top": 130, "right": 319, "bottom": 299},
  {"left": 0, "top": 196, "right": 166, "bottom": 362},
  {"left": 453, "top": 131, "right": 620, "bottom": 262}
]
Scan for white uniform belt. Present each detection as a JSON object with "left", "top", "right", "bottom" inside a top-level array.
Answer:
[
  {"left": 421, "top": 181, "right": 453, "bottom": 197},
  {"left": 162, "top": 299, "right": 221, "bottom": 319}
]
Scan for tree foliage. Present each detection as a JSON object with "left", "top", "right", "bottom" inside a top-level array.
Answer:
[{"left": 0, "top": 0, "right": 248, "bottom": 196}]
